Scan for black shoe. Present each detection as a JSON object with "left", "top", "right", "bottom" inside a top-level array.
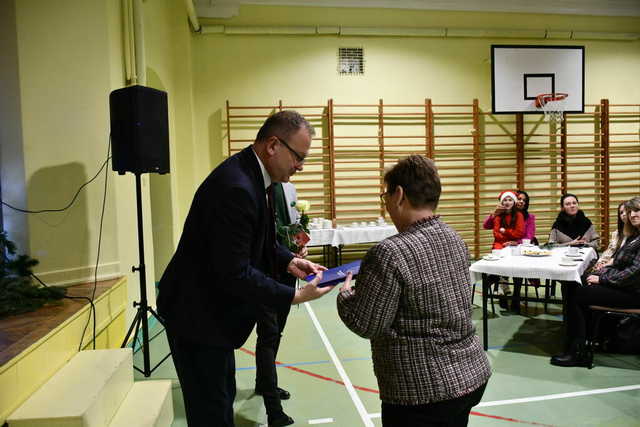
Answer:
[
  {"left": 255, "top": 387, "right": 291, "bottom": 400},
  {"left": 268, "top": 413, "right": 294, "bottom": 427},
  {"left": 550, "top": 341, "right": 593, "bottom": 368}
]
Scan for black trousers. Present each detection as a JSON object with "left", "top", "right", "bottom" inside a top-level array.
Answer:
[
  {"left": 381, "top": 382, "right": 487, "bottom": 427},
  {"left": 255, "top": 299, "right": 292, "bottom": 416},
  {"left": 564, "top": 283, "right": 640, "bottom": 341},
  {"left": 166, "top": 326, "right": 236, "bottom": 427}
]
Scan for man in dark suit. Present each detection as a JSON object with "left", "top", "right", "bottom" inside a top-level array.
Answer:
[{"left": 157, "top": 111, "right": 333, "bottom": 426}]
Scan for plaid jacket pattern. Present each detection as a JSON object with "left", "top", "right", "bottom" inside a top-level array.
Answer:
[
  {"left": 337, "top": 217, "right": 491, "bottom": 405},
  {"left": 600, "top": 235, "right": 640, "bottom": 290}
]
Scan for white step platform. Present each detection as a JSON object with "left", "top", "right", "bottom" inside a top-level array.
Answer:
[
  {"left": 7, "top": 348, "right": 173, "bottom": 427},
  {"left": 109, "top": 380, "right": 173, "bottom": 427}
]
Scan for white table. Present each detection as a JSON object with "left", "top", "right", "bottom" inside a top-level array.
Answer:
[
  {"left": 308, "top": 225, "right": 398, "bottom": 266},
  {"left": 469, "top": 246, "right": 597, "bottom": 350},
  {"left": 308, "top": 225, "right": 397, "bottom": 247}
]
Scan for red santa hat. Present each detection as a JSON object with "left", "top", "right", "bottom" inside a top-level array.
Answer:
[{"left": 498, "top": 190, "right": 517, "bottom": 203}]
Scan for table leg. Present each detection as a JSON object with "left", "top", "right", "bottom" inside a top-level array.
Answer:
[{"left": 482, "top": 273, "right": 489, "bottom": 351}]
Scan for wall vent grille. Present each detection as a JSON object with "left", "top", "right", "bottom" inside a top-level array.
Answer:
[{"left": 338, "top": 47, "right": 364, "bottom": 75}]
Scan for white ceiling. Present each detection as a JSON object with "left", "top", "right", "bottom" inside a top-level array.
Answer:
[{"left": 195, "top": 0, "right": 640, "bottom": 19}]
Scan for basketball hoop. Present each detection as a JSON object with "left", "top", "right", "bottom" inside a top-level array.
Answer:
[{"left": 535, "top": 93, "right": 568, "bottom": 123}]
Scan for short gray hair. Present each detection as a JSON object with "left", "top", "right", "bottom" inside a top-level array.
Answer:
[{"left": 256, "top": 110, "right": 315, "bottom": 142}]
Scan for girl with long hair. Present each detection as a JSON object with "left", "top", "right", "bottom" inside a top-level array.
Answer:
[
  {"left": 593, "top": 202, "right": 628, "bottom": 271},
  {"left": 492, "top": 190, "right": 525, "bottom": 249}
]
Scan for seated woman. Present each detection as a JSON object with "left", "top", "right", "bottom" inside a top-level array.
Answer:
[
  {"left": 548, "top": 193, "right": 600, "bottom": 250},
  {"left": 337, "top": 155, "right": 491, "bottom": 426},
  {"left": 483, "top": 189, "right": 535, "bottom": 245},
  {"left": 550, "top": 197, "right": 640, "bottom": 368},
  {"left": 488, "top": 191, "right": 525, "bottom": 310},
  {"left": 593, "top": 202, "right": 628, "bottom": 272},
  {"left": 491, "top": 190, "right": 525, "bottom": 249}
]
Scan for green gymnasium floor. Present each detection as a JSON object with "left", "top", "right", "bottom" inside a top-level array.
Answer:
[{"left": 135, "top": 285, "right": 640, "bottom": 426}]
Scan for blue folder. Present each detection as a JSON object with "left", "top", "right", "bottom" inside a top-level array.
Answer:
[{"left": 305, "top": 260, "right": 362, "bottom": 288}]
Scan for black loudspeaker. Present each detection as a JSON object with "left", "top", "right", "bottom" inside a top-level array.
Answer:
[{"left": 109, "top": 85, "right": 169, "bottom": 175}]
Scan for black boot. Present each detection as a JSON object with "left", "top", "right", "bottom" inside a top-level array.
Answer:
[{"left": 550, "top": 339, "right": 593, "bottom": 368}]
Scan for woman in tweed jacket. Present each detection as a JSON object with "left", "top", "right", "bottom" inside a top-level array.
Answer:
[
  {"left": 337, "top": 155, "right": 491, "bottom": 426},
  {"left": 551, "top": 197, "right": 640, "bottom": 368}
]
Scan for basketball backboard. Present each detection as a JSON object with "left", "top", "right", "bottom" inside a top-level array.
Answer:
[{"left": 491, "top": 45, "right": 584, "bottom": 114}]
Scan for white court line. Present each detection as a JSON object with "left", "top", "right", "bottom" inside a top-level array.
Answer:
[
  {"left": 308, "top": 418, "right": 334, "bottom": 424},
  {"left": 304, "top": 302, "right": 374, "bottom": 427},
  {"left": 476, "top": 384, "right": 640, "bottom": 407},
  {"left": 368, "top": 384, "right": 640, "bottom": 418}
]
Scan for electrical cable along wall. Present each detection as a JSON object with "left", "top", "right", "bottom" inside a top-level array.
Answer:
[{"left": 226, "top": 99, "right": 640, "bottom": 260}]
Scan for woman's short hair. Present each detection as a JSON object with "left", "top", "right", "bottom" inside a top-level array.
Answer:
[{"left": 384, "top": 155, "right": 441, "bottom": 209}]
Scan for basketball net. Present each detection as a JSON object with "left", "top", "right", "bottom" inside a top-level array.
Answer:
[{"left": 535, "top": 93, "right": 568, "bottom": 124}]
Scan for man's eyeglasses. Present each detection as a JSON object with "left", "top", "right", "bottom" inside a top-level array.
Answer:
[{"left": 276, "top": 136, "right": 306, "bottom": 164}]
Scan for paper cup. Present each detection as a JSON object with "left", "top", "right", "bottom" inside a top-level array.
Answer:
[
  {"left": 561, "top": 256, "right": 574, "bottom": 264},
  {"left": 522, "top": 239, "right": 531, "bottom": 245},
  {"left": 491, "top": 249, "right": 501, "bottom": 257},
  {"left": 568, "top": 246, "right": 579, "bottom": 255}
]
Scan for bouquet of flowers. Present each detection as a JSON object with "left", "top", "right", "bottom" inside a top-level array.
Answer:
[{"left": 276, "top": 200, "right": 311, "bottom": 253}]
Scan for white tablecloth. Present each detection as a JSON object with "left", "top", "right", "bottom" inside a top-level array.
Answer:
[
  {"left": 308, "top": 225, "right": 398, "bottom": 247},
  {"left": 469, "top": 247, "right": 597, "bottom": 284}
]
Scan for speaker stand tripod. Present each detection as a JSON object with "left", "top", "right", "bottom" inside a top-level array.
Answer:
[{"left": 121, "top": 173, "right": 171, "bottom": 377}]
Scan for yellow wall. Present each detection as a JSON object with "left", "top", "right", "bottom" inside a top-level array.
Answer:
[
  {"left": 10, "top": 0, "right": 121, "bottom": 284},
  {"left": 1, "top": 0, "right": 193, "bottom": 326},
  {"left": 191, "top": 5, "right": 640, "bottom": 181},
  {"left": 142, "top": 0, "right": 196, "bottom": 280}
]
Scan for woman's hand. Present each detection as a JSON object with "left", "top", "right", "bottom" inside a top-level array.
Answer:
[
  {"left": 295, "top": 246, "right": 308, "bottom": 258},
  {"left": 340, "top": 272, "right": 353, "bottom": 292},
  {"left": 493, "top": 204, "right": 506, "bottom": 216},
  {"left": 586, "top": 275, "right": 600, "bottom": 285},
  {"left": 499, "top": 227, "right": 506, "bottom": 234},
  {"left": 569, "top": 235, "right": 585, "bottom": 245},
  {"left": 503, "top": 241, "right": 518, "bottom": 247}
]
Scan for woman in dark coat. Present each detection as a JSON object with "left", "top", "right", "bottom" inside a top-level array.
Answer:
[
  {"left": 548, "top": 193, "right": 600, "bottom": 250},
  {"left": 550, "top": 197, "right": 640, "bottom": 368}
]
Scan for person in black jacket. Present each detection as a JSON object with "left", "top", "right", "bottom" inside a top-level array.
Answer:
[
  {"left": 254, "top": 182, "right": 304, "bottom": 427},
  {"left": 157, "top": 111, "right": 334, "bottom": 426},
  {"left": 551, "top": 197, "right": 640, "bottom": 368}
]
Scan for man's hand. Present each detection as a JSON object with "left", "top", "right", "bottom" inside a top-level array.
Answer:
[
  {"left": 586, "top": 275, "right": 600, "bottom": 285},
  {"left": 287, "top": 257, "right": 327, "bottom": 279},
  {"left": 291, "top": 271, "right": 335, "bottom": 304}
]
